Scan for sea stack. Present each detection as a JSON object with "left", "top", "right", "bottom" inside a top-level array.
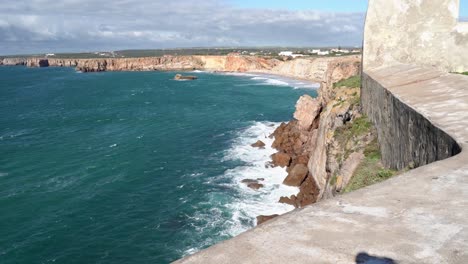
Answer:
[{"left": 174, "top": 74, "right": 197, "bottom": 80}]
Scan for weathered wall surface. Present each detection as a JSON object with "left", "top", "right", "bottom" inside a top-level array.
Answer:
[
  {"left": 363, "top": 0, "right": 466, "bottom": 170},
  {"left": 363, "top": 0, "right": 468, "bottom": 72},
  {"left": 362, "top": 70, "right": 461, "bottom": 170}
]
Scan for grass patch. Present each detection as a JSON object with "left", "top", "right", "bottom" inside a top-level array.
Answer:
[
  {"left": 345, "top": 116, "right": 372, "bottom": 137},
  {"left": 334, "top": 116, "right": 373, "bottom": 160},
  {"left": 334, "top": 75, "right": 361, "bottom": 89},
  {"left": 332, "top": 99, "right": 345, "bottom": 108},
  {"left": 334, "top": 116, "right": 373, "bottom": 145},
  {"left": 350, "top": 94, "right": 361, "bottom": 107},
  {"left": 343, "top": 139, "right": 398, "bottom": 193},
  {"left": 452, "top": 72, "right": 468, "bottom": 76}
]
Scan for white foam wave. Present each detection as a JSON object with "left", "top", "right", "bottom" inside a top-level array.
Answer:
[
  {"left": 221, "top": 72, "right": 257, "bottom": 77},
  {"left": 221, "top": 121, "right": 298, "bottom": 236},
  {"left": 250, "top": 75, "right": 319, "bottom": 89},
  {"left": 293, "top": 82, "right": 321, "bottom": 90},
  {"left": 263, "top": 78, "right": 290, "bottom": 86},
  {"left": 183, "top": 121, "right": 298, "bottom": 256},
  {"left": 217, "top": 72, "right": 320, "bottom": 90}
]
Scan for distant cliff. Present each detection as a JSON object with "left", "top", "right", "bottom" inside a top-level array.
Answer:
[{"left": 0, "top": 55, "right": 360, "bottom": 83}]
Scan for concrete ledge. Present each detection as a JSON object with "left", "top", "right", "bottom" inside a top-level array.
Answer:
[{"left": 175, "top": 66, "right": 468, "bottom": 264}]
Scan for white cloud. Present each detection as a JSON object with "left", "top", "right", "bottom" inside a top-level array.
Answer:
[{"left": 0, "top": 0, "right": 365, "bottom": 54}]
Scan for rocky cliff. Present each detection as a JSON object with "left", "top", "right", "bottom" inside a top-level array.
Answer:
[
  {"left": 1, "top": 55, "right": 360, "bottom": 83},
  {"left": 0, "top": 57, "right": 27, "bottom": 66},
  {"left": 267, "top": 58, "right": 384, "bottom": 210}
]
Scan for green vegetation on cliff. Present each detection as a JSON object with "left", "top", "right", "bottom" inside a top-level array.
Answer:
[
  {"left": 452, "top": 72, "right": 468, "bottom": 76},
  {"left": 334, "top": 75, "right": 361, "bottom": 89},
  {"left": 333, "top": 116, "right": 372, "bottom": 161},
  {"left": 343, "top": 138, "right": 398, "bottom": 193}
]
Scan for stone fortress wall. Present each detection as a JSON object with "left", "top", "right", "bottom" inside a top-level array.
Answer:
[
  {"left": 362, "top": 0, "right": 468, "bottom": 170},
  {"left": 363, "top": 0, "right": 468, "bottom": 72}
]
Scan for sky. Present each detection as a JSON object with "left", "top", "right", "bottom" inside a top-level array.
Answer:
[
  {"left": 0, "top": 0, "right": 467, "bottom": 55},
  {"left": 230, "top": 0, "right": 369, "bottom": 12}
]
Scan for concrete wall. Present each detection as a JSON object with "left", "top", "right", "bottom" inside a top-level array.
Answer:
[
  {"left": 361, "top": 71, "right": 461, "bottom": 170},
  {"left": 362, "top": 0, "right": 466, "bottom": 170},
  {"left": 363, "top": 0, "right": 468, "bottom": 73}
]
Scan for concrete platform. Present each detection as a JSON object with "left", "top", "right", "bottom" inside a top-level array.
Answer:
[{"left": 175, "top": 65, "right": 468, "bottom": 264}]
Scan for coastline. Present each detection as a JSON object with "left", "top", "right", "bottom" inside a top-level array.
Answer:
[
  {"left": 0, "top": 55, "right": 364, "bottom": 261},
  {"left": 0, "top": 54, "right": 360, "bottom": 85},
  {"left": 0, "top": 54, "right": 361, "bottom": 225}
]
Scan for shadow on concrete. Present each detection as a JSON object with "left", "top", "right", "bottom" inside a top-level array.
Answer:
[{"left": 355, "top": 252, "right": 397, "bottom": 264}]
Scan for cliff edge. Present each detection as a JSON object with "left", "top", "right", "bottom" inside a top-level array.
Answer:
[{"left": 0, "top": 55, "right": 360, "bottom": 84}]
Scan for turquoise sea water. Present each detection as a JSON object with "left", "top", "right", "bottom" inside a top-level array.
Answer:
[{"left": 0, "top": 67, "right": 317, "bottom": 263}]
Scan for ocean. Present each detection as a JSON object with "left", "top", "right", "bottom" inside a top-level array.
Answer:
[{"left": 0, "top": 66, "right": 318, "bottom": 263}]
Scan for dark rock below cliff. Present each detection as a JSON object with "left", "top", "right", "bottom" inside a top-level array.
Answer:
[
  {"left": 38, "top": 59, "right": 49, "bottom": 67},
  {"left": 241, "top": 179, "right": 264, "bottom": 190},
  {"left": 241, "top": 179, "right": 257, "bottom": 183},
  {"left": 283, "top": 164, "right": 309, "bottom": 186},
  {"left": 251, "top": 140, "right": 266, "bottom": 148},
  {"left": 279, "top": 196, "right": 297, "bottom": 206},
  {"left": 271, "top": 152, "right": 291, "bottom": 167},
  {"left": 296, "top": 176, "right": 320, "bottom": 207},
  {"left": 256, "top": 214, "right": 279, "bottom": 225},
  {"left": 247, "top": 182, "right": 264, "bottom": 190}
]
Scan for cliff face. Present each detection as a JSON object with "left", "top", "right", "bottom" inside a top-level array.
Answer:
[
  {"left": 1, "top": 55, "right": 360, "bottom": 83},
  {"left": 1, "top": 58, "right": 27, "bottom": 66},
  {"left": 268, "top": 57, "right": 371, "bottom": 207}
]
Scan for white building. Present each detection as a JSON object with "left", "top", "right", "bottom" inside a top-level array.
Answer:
[
  {"left": 317, "top": 51, "right": 330, "bottom": 56},
  {"left": 279, "top": 51, "right": 293, "bottom": 56},
  {"left": 45, "top": 53, "right": 55, "bottom": 57},
  {"left": 311, "top": 49, "right": 321, "bottom": 54},
  {"left": 291, "top": 54, "right": 305, "bottom": 58}
]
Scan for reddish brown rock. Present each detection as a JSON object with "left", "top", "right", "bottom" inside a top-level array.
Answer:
[
  {"left": 241, "top": 179, "right": 264, "bottom": 190},
  {"left": 293, "top": 95, "right": 322, "bottom": 130},
  {"left": 241, "top": 179, "right": 257, "bottom": 184},
  {"left": 256, "top": 214, "right": 279, "bottom": 225},
  {"left": 247, "top": 182, "right": 264, "bottom": 190},
  {"left": 271, "top": 152, "right": 291, "bottom": 167},
  {"left": 283, "top": 164, "right": 309, "bottom": 186},
  {"left": 296, "top": 155, "right": 310, "bottom": 165},
  {"left": 296, "top": 175, "right": 320, "bottom": 207},
  {"left": 279, "top": 195, "right": 297, "bottom": 206},
  {"left": 251, "top": 140, "right": 266, "bottom": 148},
  {"left": 270, "top": 122, "right": 287, "bottom": 139}
]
